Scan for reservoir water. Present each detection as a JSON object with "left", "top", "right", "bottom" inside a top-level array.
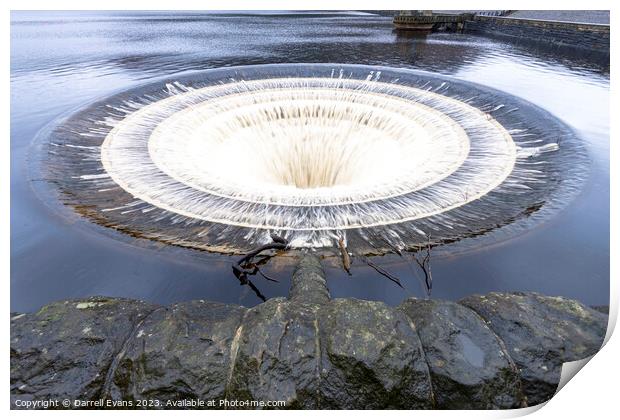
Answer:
[{"left": 10, "top": 11, "right": 609, "bottom": 312}]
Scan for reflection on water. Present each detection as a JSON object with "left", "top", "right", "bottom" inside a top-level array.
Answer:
[{"left": 10, "top": 11, "right": 609, "bottom": 312}]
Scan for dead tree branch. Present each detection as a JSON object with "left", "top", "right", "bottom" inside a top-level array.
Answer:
[
  {"left": 231, "top": 234, "right": 289, "bottom": 301},
  {"left": 412, "top": 236, "right": 433, "bottom": 297},
  {"left": 359, "top": 255, "right": 403, "bottom": 288}
]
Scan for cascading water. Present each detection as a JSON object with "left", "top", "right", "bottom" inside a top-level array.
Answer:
[{"left": 35, "top": 64, "right": 587, "bottom": 256}]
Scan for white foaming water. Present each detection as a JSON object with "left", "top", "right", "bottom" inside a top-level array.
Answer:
[
  {"left": 149, "top": 87, "right": 469, "bottom": 201},
  {"left": 44, "top": 65, "right": 578, "bottom": 254},
  {"left": 101, "top": 78, "right": 516, "bottom": 232}
]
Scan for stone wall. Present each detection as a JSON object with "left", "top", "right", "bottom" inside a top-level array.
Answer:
[
  {"left": 10, "top": 255, "right": 608, "bottom": 409},
  {"left": 464, "top": 15, "right": 609, "bottom": 55}
]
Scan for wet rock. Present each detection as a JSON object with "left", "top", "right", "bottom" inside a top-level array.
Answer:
[
  {"left": 227, "top": 255, "right": 433, "bottom": 409},
  {"left": 460, "top": 292, "right": 608, "bottom": 405},
  {"left": 318, "top": 299, "right": 433, "bottom": 409},
  {"left": 227, "top": 299, "right": 322, "bottom": 408},
  {"left": 592, "top": 305, "right": 609, "bottom": 314},
  {"left": 108, "top": 301, "right": 247, "bottom": 405},
  {"left": 398, "top": 298, "right": 524, "bottom": 409},
  {"left": 289, "top": 254, "right": 330, "bottom": 305},
  {"left": 9, "top": 265, "right": 608, "bottom": 410},
  {"left": 10, "top": 297, "right": 158, "bottom": 407},
  {"left": 225, "top": 254, "right": 328, "bottom": 408}
]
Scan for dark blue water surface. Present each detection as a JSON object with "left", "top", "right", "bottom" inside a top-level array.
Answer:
[{"left": 10, "top": 11, "right": 609, "bottom": 312}]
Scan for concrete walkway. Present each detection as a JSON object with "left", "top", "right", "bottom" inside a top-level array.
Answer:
[
  {"left": 431, "top": 10, "right": 609, "bottom": 25},
  {"left": 506, "top": 10, "right": 609, "bottom": 25}
]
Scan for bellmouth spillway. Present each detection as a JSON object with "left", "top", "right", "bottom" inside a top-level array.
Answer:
[{"left": 35, "top": 64, "right": 588, "bottom": 255}]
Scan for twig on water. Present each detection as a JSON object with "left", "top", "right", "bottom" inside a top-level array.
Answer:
[
  {"left": 255, "top": 266, "right": 279, "bottom": 283},
  {"left": 359, "top": 255, "right": 404, "bottom": 289},
  {"left": 231, "top": 233, "right": 289, "bottom": 301},
  {"left": 412, "top": 235, "right": 433, "bottom": 297}
]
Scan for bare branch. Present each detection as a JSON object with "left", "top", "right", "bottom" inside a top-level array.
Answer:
[
  {"left": 231, "top": 237, "right": 290, "bottom": 301},
  {"left": 412, "top": 235, "right": 433, "bottom": 297},
  {"left": 255, "top": 265, "right": 279, "bottom": 283},
  {"left": 359, "top": 255, "right": 404, "bottom": 288}
]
